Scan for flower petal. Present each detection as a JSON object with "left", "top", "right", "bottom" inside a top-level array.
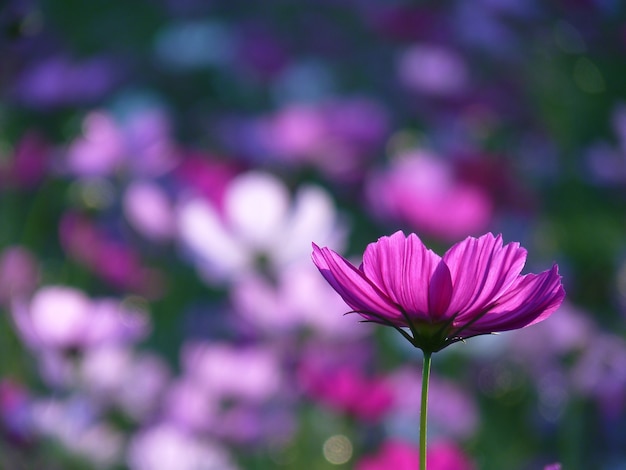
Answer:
[
  {"left": 361, "top": 231, "right": 441, "bottom": 319},
  {"left": 443, "top": 233, "right": 527, "bottom": 317},
  {"left": 458, "top": 265, "right": 565, "bottom": 335},
  {"left": 428, "top": 261, "right": 453, "bottom": 319},
  {"left": 311, "top": 244, "right": 402, "bottom": 322}
]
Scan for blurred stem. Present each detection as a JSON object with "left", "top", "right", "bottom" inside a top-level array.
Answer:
[{"left": 420, "top": 351, "right": 432, "bottom": 470}]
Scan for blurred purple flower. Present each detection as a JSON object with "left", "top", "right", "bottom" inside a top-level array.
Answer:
[
  {"left": 387, "top": 367, "right": 478, "bottom": 439},
  {"left": 177, "top": 171, "right": 347, "bottom": 283},
  {"left": 163, "top": 341, "right": 290, "bottom": 443},
  {"left": 31, "top": 396, "right": 123, "bottom": 467},
  {"left": 79, "top": 346, "right": 170, "bottom": 421},
  {"left": 0, "top": 246, "right": 39, "bottom": 306},
  {"left": 366, "top": 150, "right": 493, "bottom": 241},
  {"left": 509, "top": 302, "right": 593, "bottom": 360},
  {"left": 260, "top": 99, "right": 389, "bottom": 180},
  {"left": 585, "top": 103, "right": 626, "bottom": 185},
  {"left": 0, "top": 379, "right": 33, "bottom": 446},
  {"left": 65, "top": 108, "right": 178, "bottom": 178},
  {"left": 219, "top": 98, "right": 388, "bottom": 181},
  {"left": 572, "top": 333, "right": 626, "bottom": 416},
  {"left": 355, "top": 439, "right": 475, "bottom": 470},
  {"left": 11, "top": 286, "right": 149, "bottom": 352},
  {"left": 312, "top": 230, "right": 565, "bottom": 353},
  {"left": 398, "top": 44, "right": 469, "bottom": 97},
  {"left": 180, "top": 341, "right": 282, "bottom": 403},
  {"left": 12, "top": 56, "right": 119, "bottom": 108}
]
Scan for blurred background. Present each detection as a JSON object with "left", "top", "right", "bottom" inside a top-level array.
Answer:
[{"left": 1, "top": 0, "right": 626, "bottom": 469}]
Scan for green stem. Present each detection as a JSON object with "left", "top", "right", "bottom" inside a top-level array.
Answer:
[{"left": 420, "top": 351, "right": 432, "bottom": 470}]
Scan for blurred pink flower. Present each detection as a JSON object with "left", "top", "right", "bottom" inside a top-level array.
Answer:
[
  {"left": 366, "top": 150, "right": 493, "bottom": 241},
  {"left": 544, "top": 464, "right": 562, "bottom": 470},
  {"left": 180, "top": 341, "right": 282, "bottom": 403},
  {"left": 164, "top": 341, "right": 292, "bottom": 443},
  {"left": 355, "top": 439, "right": 474, "bottom": 470},
  {"left": 11, "top": 286, "right": 149, "bottom": 352},
  {"left": 231, "top": 261, "right": 370, "bottom": 339},
  {"left": 177, "top": 171, "right": 346, "bottom": 283},
  {"left": 312, "top": 230, "right": 565, "bottom": 353},
  {"left": 123, "top": 181, "right": 175, "bottom": 241},
  {"left": 234, "top": 98, "right": 388, "bottom": 180}
]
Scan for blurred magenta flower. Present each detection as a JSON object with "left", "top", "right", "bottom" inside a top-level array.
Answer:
[
  {"left": 366, "top": 150, "right": 493, "bottom": 241},
  {"left": 0, "top": 131, "right": 50, "bottom": 189},
  {"left": 312, "top": 230, "right": 565, "bottom": 354},
  {"left": 355, "top": 439, "right": 475, "bottom": 470},
  {"left": 299, "top": 362, "right": 393, "bottom": 423},
  {"left": 59, "top": 212, "right": 164, "bottom": 296}
]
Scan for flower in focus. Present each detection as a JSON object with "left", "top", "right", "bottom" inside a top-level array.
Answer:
[{"left": 312, "top": 230, "right": 565, "bottom": 353}]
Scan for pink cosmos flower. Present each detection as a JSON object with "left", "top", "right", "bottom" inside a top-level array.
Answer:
[{"left": 312, "top": 231, "right": 564, "bottom": 353}]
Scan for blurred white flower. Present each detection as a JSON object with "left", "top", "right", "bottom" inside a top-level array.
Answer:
[
  {"left": 127, "top": 424, "right": 238, "bottom": 470},
  {"left": 12, "top": 286, "right": 150, "bottom": 351},
  {"left": 177, "top": 170, "right": 347, "bottom": 283}
]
